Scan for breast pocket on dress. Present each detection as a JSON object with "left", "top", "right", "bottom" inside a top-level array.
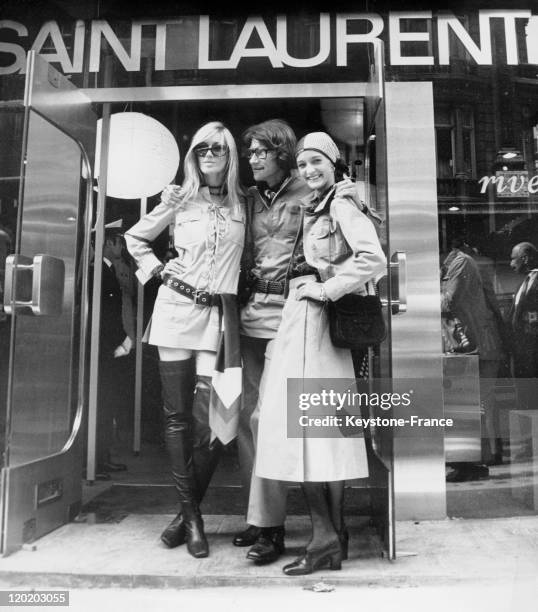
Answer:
[
  {"left": 174, "top": 208, "right": 206, "bottom": 245},
  {"left": 226, "top": 212, "right": 245, "bottom": 247}
]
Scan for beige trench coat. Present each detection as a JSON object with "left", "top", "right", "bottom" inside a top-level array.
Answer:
[
  {"left": 254, "top": 190, "right": 386, "bottom": 482},
  {"left": 254, "top": 277, "right": 368, "bottom": 482}
]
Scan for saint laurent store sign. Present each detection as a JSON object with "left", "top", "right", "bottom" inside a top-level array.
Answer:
[{"left": 0, "top": 10, "right": 537, "bottom": 76}]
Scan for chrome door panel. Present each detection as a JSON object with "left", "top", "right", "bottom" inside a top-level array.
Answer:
[
  {"left": 25, "top": 55, "right": 96, "bottom": 160},
  {"left": 1, "top": 52, "right": 95, "bottom": 555},
  {"left": 1, "top": 451, "right": 82, "bottom": 554},
  {"left": 385, "top": 82, "right": 446, "bottom": 520},
  {"left": 7, "top": 111, "right": 83, "bottom": 466}
]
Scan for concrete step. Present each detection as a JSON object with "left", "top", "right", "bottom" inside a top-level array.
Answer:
[{"left": 0, "top": 515, "right": 536, "bottom": 589}]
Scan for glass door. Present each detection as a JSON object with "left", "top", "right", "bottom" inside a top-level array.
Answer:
[{"left": 1, "top": 52, "right": 96, "bottom": 555}]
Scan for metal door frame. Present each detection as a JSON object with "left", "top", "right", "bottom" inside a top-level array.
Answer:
[
  {"left": 82, "top": 58, "right": 401, "bottom": 560},
  {"left": 2, "top": 50, "right": 445, "bottom": 554},
  {"left": 1, "top": 51, "right": 96, "bottom": 555}
]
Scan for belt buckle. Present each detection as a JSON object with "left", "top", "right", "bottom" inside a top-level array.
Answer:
[{"left": 193, "top": 288, "right": 211, "bottom": 306}]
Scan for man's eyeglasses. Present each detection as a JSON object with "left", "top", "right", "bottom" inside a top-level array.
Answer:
[
  {"left": 245, "top": 148, "right": 272, "bottom": 160},
  {"left": 194, "top": 143, "right": 229, "bottom": 158}
]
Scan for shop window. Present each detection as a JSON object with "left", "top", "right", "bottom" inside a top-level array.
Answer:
[
  {"left": 399, "top": 17, "right": 434, "bottom": 60},
  {"left": 533, "top": 123, "right": 538, "bottom": 172},
  {"left": 435, "top": 106, "right": 476, "bottom": 180},
  {"left": 460, "top": 108, "right": 476, "bottom": 178}
]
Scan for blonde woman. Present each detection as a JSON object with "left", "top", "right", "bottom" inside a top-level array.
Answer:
[{"left": 125, "top": 122, "right": 245, "bottom": 558}]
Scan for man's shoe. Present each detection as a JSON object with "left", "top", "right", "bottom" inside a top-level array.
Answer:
[
  {"left": 94, "top": 471, "right": 111, "bottom": 481},
  {"left": 446, "top": 463, "right": 489, "bottom": 482},
  {"left": 468, "top": 464, "right": 489, "bottom": 480},
  {"left": 100, "top": 462, "right": 127, "bottom": 473},
  {"left": 246, "top": 526, "right": 285, "bottom": 565},
  {"left": 233, "top": 525, "right": 261, "bottom": 547}
]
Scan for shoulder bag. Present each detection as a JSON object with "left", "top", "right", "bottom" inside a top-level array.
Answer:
[{"left": 325, "top": 197, "right": 386, "bottom": 349}]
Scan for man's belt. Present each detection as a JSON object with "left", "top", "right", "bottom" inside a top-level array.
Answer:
[
  {"left": 163, "top": 275, "right": 220, "bottom": 307},
  {"left": 254, "top": 278, "right": 285, "bottom": 295}
]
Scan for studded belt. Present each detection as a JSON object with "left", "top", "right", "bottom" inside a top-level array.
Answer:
[
  {"left": 254, "top": 278, "right": 285, "bottom": 295},
  {"left": 163, "top": 275, "right": 221, "bottom": 307}
]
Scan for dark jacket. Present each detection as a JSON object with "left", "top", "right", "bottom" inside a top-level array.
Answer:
[{"left": 92, "top": 262, "right": 126, "bottom": 357}]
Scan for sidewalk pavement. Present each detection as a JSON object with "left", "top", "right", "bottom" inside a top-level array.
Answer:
[{"left": 0, "top": 513, "right": 536, "bottom": 591}]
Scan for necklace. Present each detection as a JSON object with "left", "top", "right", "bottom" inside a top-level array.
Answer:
[{"left": 208, "top": 184, "right": 224, "bottom": 195}]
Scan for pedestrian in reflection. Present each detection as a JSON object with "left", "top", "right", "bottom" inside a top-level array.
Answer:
[
  {"left": 254, "top": 132, "right": 386, "bottom": 575},
  {"left": 508, "top": 242, "right": 538, "bottom": 407},
  {"left": 126, "top": 122, "right": 245, "bottom": 559},
  {"left": 441, "top": 239, "right": 505, "bottom": 480}
]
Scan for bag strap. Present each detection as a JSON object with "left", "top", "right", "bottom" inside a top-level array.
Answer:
[{"left": 326, "top": 191, "right": 376, "bottom": 298}]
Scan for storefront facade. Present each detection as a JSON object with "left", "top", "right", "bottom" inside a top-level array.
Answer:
[{"left": 0, "top": 1, "right": 537, "bottom": 556}]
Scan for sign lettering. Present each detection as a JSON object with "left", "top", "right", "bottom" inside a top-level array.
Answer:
[{"left": 0, "top": 10, "right": 536, "bottom": 76}]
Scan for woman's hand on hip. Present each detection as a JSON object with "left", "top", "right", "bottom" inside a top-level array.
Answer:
[
  {"left": 162, "top": 257, "right": 186, "bottom": 278},
  {"left": 296, "top": 281, "right": 327, "bottom": 302}
]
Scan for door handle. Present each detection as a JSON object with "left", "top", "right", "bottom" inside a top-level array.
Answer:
[
  {"left": 4, "top": 254, "right": 65, "bottom": 316},
  {"left": 380, "top": 251, "right": 407, "bottom": 315}
]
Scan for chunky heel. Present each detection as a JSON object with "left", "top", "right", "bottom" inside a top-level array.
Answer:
[
  {"left": 339, "top": 527, "right": 349, "bottom": 560},
  {"left": 161, "top": 513, "right": 186, "bottom": 548},
  {"left": 329, "top": 551, "right": 342, "bottom": 570},
  {"left": 183, "top": 504, "right": 209, "bottom": 558},
  {"left": 283, "top": 541, "right": 342, "bottom": 576}
]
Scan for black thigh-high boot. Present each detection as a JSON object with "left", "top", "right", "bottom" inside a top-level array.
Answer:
[
  {"left": 159, "top": 359, "right": 208, "bottom": 558},
  {"left": 192, "top": 375, "right": 223, "bottom": 502},
  {"left": 161, "top": 375, "right": 222, "bottom": 549},
  {"left": 159, "top": 359, "right": 193, "bottom": 549},
  {"left": 283, "top": 482, "right": 342, "bottom": 576}
]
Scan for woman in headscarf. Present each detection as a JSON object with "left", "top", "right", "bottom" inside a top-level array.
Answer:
[{"left": 254, "top": 132, "right": 386, "bottom": 575}]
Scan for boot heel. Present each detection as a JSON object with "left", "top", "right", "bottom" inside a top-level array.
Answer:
[
  {"left": 329, "top": 552, "right": 342, "bottom": 570},
  {"left": 339, "top": 528, "right": 349, "bottom": 561},
  {"left": 161, "top": 513, "right": 186, "bottom": 548},
  {"left": 185, "top": 515, "right": 209, "bottom": 558}
]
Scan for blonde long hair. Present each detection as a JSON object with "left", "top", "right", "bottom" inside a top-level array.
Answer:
[{"left": 182, "top": 121, "right": 244, "bottom": 209}]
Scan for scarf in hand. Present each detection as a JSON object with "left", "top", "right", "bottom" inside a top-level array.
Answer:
[{"left": 209, "top": 294, "right": 242, "bottom": 444}]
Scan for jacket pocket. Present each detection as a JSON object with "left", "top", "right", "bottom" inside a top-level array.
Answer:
[{"left": 174, "top": 208, "right": 205, "bottom": 245}]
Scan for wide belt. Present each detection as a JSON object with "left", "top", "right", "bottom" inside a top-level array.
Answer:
[
  {"left": 163, "top": 275, "right": 221, "bottom": 307},
  {"left": 254, "top": 278, "right": 285, "bottom": 295}
]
